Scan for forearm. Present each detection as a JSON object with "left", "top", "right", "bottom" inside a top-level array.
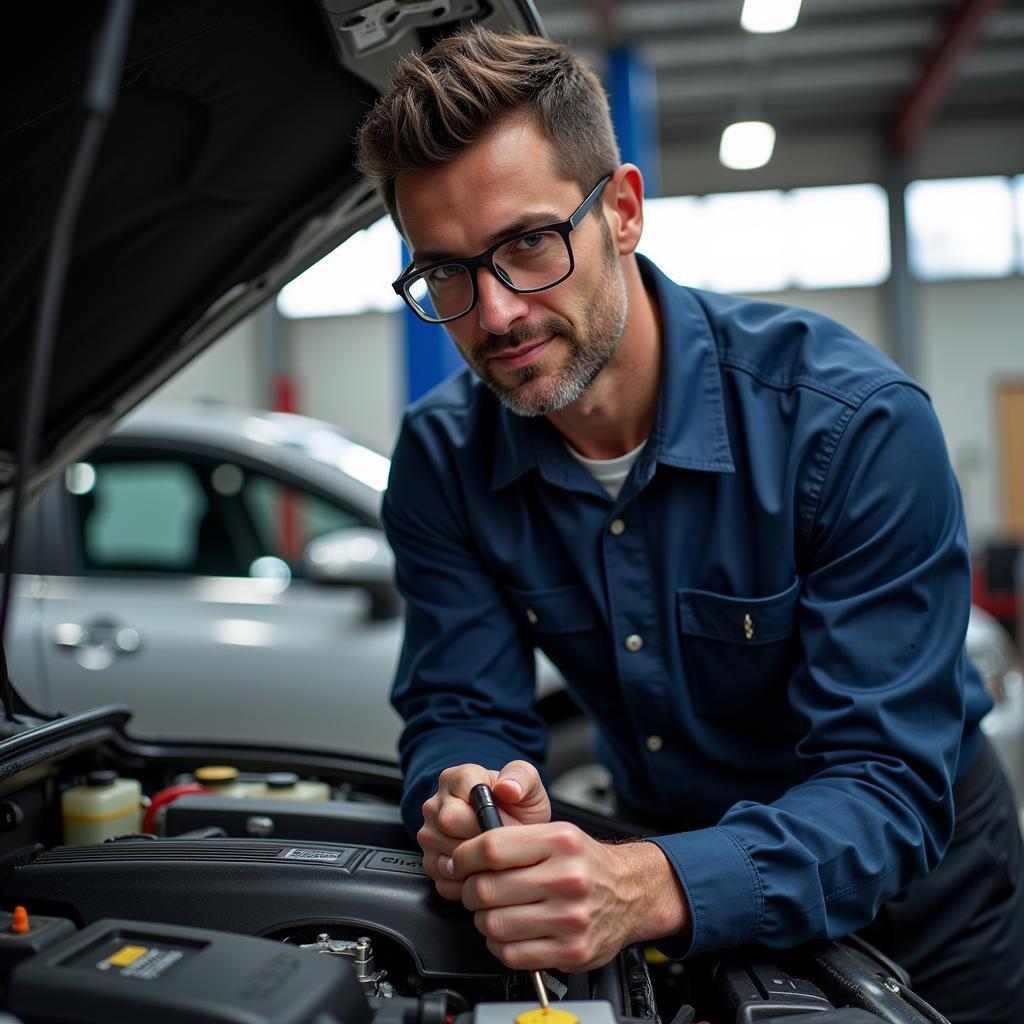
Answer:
[{"left": 609, "top": 839, "right": 691, "bottom": 946}]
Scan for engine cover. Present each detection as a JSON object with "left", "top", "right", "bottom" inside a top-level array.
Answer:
[{"left": 5, "top": 839, "right": 500, "bottom": 979}]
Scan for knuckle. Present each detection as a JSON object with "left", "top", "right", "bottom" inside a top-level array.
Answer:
[
  {"left": 561, "top": 939, "right": 590, "bottom": 970},
  {"left": 480, "top": 833, "right": 503, "bottom": 861},
  {"left": 560, "top": 868, "right": 593, "bottom": 899},
  {"left": 492, "top": 941, "right": 521, "bottom": 970},
  {"left": 476, "top": 909, "right": 502, "bottom": 940},
  {"left": 561, "top": 908, "right": 590, "bottom": 934},
  {"left": 467, "top": 873, "right": 493, "bottom": 907},
  {"left": 553, "top": 822, "right": 584, "bottom": 851}
]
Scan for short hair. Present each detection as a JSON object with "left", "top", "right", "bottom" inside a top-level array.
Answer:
[{"left": 355, "top": 26, "right": 620, "bottom": 224}]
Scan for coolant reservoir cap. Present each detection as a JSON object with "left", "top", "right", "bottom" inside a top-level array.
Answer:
[
  {"left": 194, "top": 765, "right": 239, "bottom": 784},
  {"left": 85, "top": 770, "right": 118, "bottom": 787},
  {"left": 265, "top": 771, "right": 300, "bottom": 789},
  {"left": 516, "top": 1010, "right": 579, "bottom": 1024}
]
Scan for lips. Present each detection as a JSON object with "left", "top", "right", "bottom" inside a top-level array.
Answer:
[{"left": 489, "top": 337, "right": 553, "bottom": 370}]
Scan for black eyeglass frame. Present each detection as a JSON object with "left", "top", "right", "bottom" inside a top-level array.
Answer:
[{"left": 392, "top": 174, "right": 613, "bottom": 325}]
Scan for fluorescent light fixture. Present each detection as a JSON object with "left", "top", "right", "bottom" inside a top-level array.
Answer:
[
  {"left": 719, "top": 121, "right": 776, "bottom": 170},
  {"left": 741, "top": 0, "right": 802, "bottom": 33}
]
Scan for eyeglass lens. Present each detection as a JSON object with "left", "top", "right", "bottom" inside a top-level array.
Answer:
[{"left": 405, "top": 230, "right": 571, "bottom": 322}]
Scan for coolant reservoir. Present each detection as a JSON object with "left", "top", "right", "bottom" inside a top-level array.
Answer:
[
  {"left": 261, "top": 771, "right": 331, "bottom": 802},
  {"left": 61, "top": 770, "right": 142, "bottom": 845},
  {"left": 193, "top": 765, "right": 263, "bottom": 798}
]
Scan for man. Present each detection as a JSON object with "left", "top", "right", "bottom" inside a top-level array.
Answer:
[{"left": 355, "top": 27, "right": 1024, "bottom": 1021}]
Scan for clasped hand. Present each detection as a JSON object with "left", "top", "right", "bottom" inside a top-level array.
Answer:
[{"left": 417, "top": 761, "right": 688, "bottom": 973}]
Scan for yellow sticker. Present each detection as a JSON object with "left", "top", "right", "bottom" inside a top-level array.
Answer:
[
  {"left": 107, "top": 945, "right": 148, "bottom": 967},
  {"left": 516, "top": 1010, "right": 579, "bottom": 1024}
]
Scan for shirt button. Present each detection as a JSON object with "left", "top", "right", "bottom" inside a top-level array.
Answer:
[
  {"left": 646, "top": 735, "right": 663, "bottom": 752},
  {"left": 624, "top": 633, "right": 643, "bottom": 652},
  {"left": 609, "top": 518, "right": 626, "bottom": 536},
  {"left": 526, "top": 608, "right": 538, "bottom": 625}
]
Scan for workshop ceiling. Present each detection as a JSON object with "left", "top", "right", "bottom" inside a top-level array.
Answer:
[{"left": 535, "top": 0, "right": 1024, "bottom": 156}]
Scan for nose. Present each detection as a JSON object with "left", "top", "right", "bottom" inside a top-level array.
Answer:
[{"left": 475, "top": 267, "right": 529, "bottom": 336}]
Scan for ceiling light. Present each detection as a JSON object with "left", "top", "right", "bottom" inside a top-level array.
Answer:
[
  {"left": 719, "top": 121, "right": 777, "bottom": 170},
  {"left": 741, "top": 0, "right": 802, "bottom": 33}
]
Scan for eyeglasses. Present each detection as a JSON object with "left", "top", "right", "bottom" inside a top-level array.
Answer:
[{"left": 393, "top": 175, "right": 612, "bottom": 325}]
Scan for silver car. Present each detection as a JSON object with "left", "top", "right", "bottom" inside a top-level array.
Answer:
[{"left": 8, "top": 401, "right": 578, "bottom": 763}]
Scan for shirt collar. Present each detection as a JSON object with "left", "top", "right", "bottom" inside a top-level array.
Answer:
[{"left": 491, "top": 253, "right": 734, "bottom": 492}]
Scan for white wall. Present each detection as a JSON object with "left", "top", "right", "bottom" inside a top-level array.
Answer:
[
  {"left": 918, "top": 277, "right": 1024, "bottom": 543},
  {"left": 286, "top": 312, "right": 403, "bottom": 454},
  {"left": 152, "top": 316, "right": 261, "bottom": 407}
]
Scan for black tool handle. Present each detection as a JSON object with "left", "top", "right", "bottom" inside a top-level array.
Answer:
[{"left": 470, "top": 783, "right": 504, "bottom": 832}]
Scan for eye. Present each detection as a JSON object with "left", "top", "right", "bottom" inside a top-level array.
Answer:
[
  {"left": 515, "top": 233, "right": 545, "bottom": 251},
  {"left": 427, "top": 264, "right": 464, "bottom": 284}
]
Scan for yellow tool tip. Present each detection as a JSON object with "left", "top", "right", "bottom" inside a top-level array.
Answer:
[{"left": 516, "top": 1010, "right": 579, "bottom": 1024}]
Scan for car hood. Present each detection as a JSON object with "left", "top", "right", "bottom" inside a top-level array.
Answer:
[{"left": 0, "top": 0, "right": 543, "bottom": 522}]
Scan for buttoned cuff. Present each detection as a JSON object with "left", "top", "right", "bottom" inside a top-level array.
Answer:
[{"left": 649, "top": 826, "right": 763, "bottom": 957}]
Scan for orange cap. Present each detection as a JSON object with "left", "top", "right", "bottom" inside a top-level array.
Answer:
[{"left": 11, "top": 906, "right": 29, "bottom": 934}]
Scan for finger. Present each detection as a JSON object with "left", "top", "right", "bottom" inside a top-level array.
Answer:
[
  {"left": 437, "top": 763, "right": 498, "bottom": 800},
  {"left": 436, "top": 796, "right": 485, "bottom": 840},
  {"left": 419, "top": 831, "right": 460, "bottom": 859},
  {"left": 433, "top": 877, "right": 464, "bottom": 902},
  {"left": 460, "top": 864, "right": 552, "bottom": 910},
  {"left": 485, "top": 936, "right": 597, "bottom": 973},
  {"left": 473, "top": 903, "right": 550, "bottom": 943},
  {"left": 451, "top": 824, "right": 549, "bottom": 879},
  {"left": 493, "top": 761, "right": 550, "bottom": 823}
]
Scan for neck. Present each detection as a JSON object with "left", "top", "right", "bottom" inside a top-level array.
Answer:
[{"left": 547, "top": 256, "right": 662, "bottom": 460}]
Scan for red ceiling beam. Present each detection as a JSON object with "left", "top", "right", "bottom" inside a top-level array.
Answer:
[{"left": 889, "top": 0, "right": 1006, "bottom": 156}]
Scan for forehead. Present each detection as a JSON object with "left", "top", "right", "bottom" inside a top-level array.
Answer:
[{"left": 394, "top": 119, "right": 580, "bottom": 256}]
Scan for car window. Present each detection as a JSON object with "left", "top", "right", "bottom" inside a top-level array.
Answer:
[
  {"left": 70, "top": 459, "right": 214, "bottom": 574},
  {"left": 67, "top": 456, "right": 363, "bottom": 579},
  {"left": 240, "top": 473, "right": 361, "bottom": 572}
]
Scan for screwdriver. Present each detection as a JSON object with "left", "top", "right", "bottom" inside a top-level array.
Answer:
[{"left": 470, "top": 783, "right": 550, "bottom": 1011}]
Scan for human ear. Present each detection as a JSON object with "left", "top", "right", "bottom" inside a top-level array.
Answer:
[{"left": 603, "top": 164, "right": 644, "bottom": 256}]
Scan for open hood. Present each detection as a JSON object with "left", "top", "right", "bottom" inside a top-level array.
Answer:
[{"left": 0, "top": 0, "right": 544, "bottom": 519}]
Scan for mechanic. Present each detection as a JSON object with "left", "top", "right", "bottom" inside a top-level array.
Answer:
[{"left": 355, "top": 27, "right": 1024, "bottom": 1022}]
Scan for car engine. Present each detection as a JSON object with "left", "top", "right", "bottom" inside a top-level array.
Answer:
[{"left": 0, "top": 708, "right": 947, "bottom": 1024}]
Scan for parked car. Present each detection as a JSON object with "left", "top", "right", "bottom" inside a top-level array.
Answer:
[{"left": 8, "top": 401, "right": 578, "bottom": 761}]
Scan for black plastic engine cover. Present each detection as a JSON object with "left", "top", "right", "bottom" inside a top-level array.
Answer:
[{"left": 4, "top": 839, "right": 500, "bottom": 980}]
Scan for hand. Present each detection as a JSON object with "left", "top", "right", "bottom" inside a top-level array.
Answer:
[
  {"left": 417, "top": 760, "right": 550, "bottom": 900},
  {"left": 450, "top": 823, "right": 690, "bottom": 972}
]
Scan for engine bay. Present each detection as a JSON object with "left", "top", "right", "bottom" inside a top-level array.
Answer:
[{"left": 0, "top": 708, "right": 944, "bottom": 1023}]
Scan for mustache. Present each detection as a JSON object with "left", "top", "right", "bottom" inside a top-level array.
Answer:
[{"left": 474, "top": 318, "right": 573, "bottom": 360}]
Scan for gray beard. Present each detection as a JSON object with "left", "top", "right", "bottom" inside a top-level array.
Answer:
[{"left": 474, "top": 258, "right": 629, "bottom": 418}]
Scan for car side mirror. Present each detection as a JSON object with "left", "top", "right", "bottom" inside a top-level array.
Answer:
[{"left": 302, "top": 528, "right": 402, "bottom": 620}]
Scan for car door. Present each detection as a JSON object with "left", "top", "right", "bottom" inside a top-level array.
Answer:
[{"left": 34, "top": 448, "right": 404, "bottom": 759}]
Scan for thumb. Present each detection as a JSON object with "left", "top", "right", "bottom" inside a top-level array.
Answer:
[{"left": 492, "top": 760, "right": 550, "bottom": 824}]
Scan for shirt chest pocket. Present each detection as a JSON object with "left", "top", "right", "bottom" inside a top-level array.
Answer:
[{"left": 677, "top": 577, "right": 802, "bottom": 723}]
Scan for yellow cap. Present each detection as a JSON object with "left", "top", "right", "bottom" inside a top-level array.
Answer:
[
  {"left": 516, "top": 1010, "right": 579, "bottom": 1024},
  {"left": 194, "top": 765, "right": 239, "bottom": 784}
]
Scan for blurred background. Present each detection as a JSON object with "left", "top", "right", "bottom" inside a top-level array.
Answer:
[{"left": 150, "top": 0, "right": 1024, "bottom": 641}]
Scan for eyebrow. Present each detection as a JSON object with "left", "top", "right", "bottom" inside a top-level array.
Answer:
[{"left": 411, "top": 210, "right": 564, "bottom": 266}]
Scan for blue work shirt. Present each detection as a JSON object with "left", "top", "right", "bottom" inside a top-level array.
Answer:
[{"left": 383, "top": 255, "right": 991, "bottom": 956}]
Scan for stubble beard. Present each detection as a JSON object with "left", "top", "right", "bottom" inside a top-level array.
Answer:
[{"left": 470, "top": 239, "right": 629, "bottom": 418}]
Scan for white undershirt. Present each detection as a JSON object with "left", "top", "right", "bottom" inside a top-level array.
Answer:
[{"left": 565, "top": 439, "right": 647, "bottom": 500}]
